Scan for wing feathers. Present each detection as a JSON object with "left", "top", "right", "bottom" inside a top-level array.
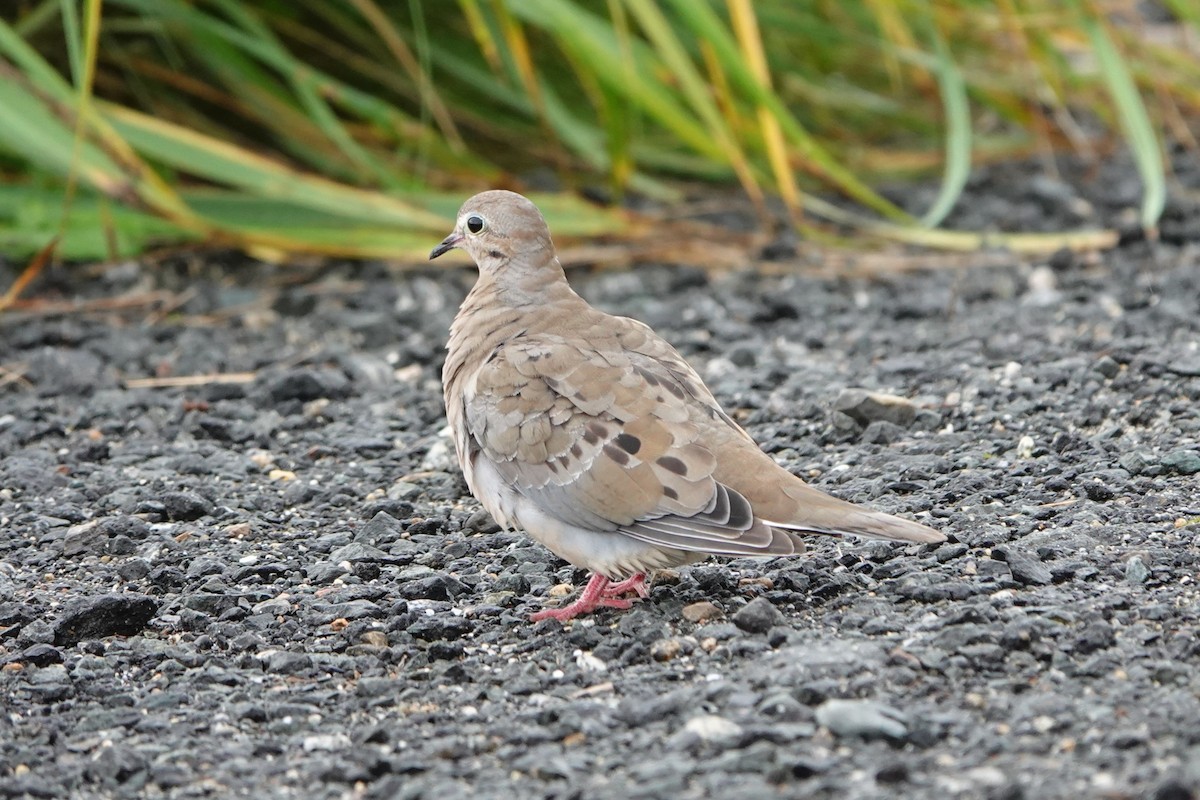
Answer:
[{"left": 463, "top": 334, "right": 941, "bottom": 562}]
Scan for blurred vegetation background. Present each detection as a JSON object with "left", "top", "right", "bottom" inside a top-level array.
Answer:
[{"left": 0, "top": 0, "right": 1196, "bottom": 280}]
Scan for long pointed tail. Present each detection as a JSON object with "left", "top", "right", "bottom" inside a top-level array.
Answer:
[{"left": 768, "top": 484, "right": 945, "bottom": 544}]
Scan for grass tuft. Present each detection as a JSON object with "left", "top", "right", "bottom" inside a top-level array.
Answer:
[{"left": 0, "top": 0, "right": 1193, "bottom": 281}]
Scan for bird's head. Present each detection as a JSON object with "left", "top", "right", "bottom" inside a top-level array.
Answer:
[{"left": 429, "top": 190, "right": 554, "bottom": 275}]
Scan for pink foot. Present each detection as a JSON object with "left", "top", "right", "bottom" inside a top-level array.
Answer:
[
  {"left": 603, "top": 573, "right": 649, "bottom": 599},
  {"left": 531, "top": 572, "right": 648, "bottom": 622}
]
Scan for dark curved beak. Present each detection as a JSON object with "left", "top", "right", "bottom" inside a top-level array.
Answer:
[{"left": 429, "top": 233, "right": 461, "bottom": 260}]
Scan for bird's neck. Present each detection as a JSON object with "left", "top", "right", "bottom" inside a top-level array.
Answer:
[
  {"left": 466, "top": 255, "right": 584, "bottom": 315},
  {"left": 445, "top": 258, "right": 589, "bottom": 380}
]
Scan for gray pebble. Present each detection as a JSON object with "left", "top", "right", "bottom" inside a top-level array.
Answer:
[
  {"left": 1162, "top": 450, "right": 1200, "bottom": 475},
  {"left": 1125, "top": 555, "right": 1150, "bottom": 585},
  {"left": 815, "top": 699, "right": 908, "bottom": 740},
  {"left": 992, "top": 546, "right": 1053, "bottom": 586},
  {"left": 1093, "top": 355, "right": 1120, "bottom": 378},
  {"left": 330, "top": 542, "right": 388, "bottom": 563},
  {"left": 264, "top": 650, "right": 312, "bottom": 674},
  {"left": 834, "top": 389, "right": 917, "bottom": 429}
]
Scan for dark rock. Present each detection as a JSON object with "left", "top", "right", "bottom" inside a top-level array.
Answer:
[
  {"left": 267, "top": 368, "right": 351, "bottom": 402},
  {"left": 311, "top": 599, "right": 383, "bottom": 621},
  {"left": 264, "top": 650, "right": 312, "bottom": 674},
  {"left": 1152, "top": 779, "right": 1195, "bottom": 800},
  {"left": 186, "top": 557, "right": 226, "bottom": 579},
  {"left": 406, "top": 614, "right": 473, "bottom": 641},
  {"left": 896, "top": 577, "right": 979, "bottom": 602},
  {"left": 159, "top": 491, "right": 214, "bottom": 521},
  {"left": 54, "top": 594, "right": 159, "bottom": 645},
  {"left": 463, "top": 508, "right": 501, "bottom": 534},
  {"left": 876, "top": 761, "right": 909, "bottom": 784},
  {"left": 791, "top": 757, "right": 833, "bottom": 779},
  {"left": 1074, "top": 619, "right": 1115, "bottom": 654},
  {"left": 20, "top": 643, "right": 64, "bottom": 666},
  {"left": 428, "top": 641, "right": 466, "bottom": 660},
  {"left": 732, "top": 597, "right": 785, "bottom": 634},
  {"left": 988, "top": 783, "right": 1027, "bottom": 800},
  {"left": 395, "top": 575, "right": 468, "bottom": 601},
  {"left": 1082, "top": 480, "right": 1115, "bottom": 502}
]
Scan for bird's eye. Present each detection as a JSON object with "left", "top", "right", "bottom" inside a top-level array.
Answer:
[{"left": 465, "top": 215, "right": 485, "bottom": 234}]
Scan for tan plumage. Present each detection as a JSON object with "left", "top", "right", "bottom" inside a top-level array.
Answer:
[{"left": 431, "top": 190, "right": 945, "bottom": 621}]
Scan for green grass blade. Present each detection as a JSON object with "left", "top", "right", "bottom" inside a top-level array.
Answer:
[
  {"left": 1076, "top": 5, "right": 1165, "bottom": 232},
  {"left": 102, "top": 105, "right": 449, "bottom": 229},
  {"left": 59, "top": 0, "right": 82, "bottom": 87},
  {"left": 505, "top": 0, "right": 726, "bottom": 163},
  {"left": 918, "top": 20, "right": 971, "bottom": 228},
  {"left": 0, "top": 185, "right": 196, "bottom": 260},
  {"left": 661, "top": 0, "right": 911, "bottom": 221},
  {"left": 206, "top": 0, "right": 397, "bottom": 187},
  {"left": 0, "top": 71, "right": 125, "bottom": 193},
  {"left": 0, "top": 16, "right": 208, "bottom": 228}
]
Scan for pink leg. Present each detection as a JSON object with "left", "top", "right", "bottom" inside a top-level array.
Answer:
[{"left": 531, "top": 572, "right": 648, "bottom": 622}]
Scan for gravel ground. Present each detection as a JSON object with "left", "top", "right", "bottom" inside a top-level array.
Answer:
[{"left": 2, "top": 158, "right": 1200, "bottom": 800}]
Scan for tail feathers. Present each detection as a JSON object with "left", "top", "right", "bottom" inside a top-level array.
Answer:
[
  {"left": 766, "top": 512, "right": 944, "bottom": 544},
  {"left": 769, "top": 485, "right": 945, "bottom": 544}
]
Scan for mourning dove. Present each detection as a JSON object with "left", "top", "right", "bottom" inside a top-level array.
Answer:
[{"left": 431, "top": 190, "right": 944, "bottom": 622}]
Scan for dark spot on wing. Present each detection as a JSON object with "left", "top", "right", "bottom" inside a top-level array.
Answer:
[
  {"left": 635, "top": 366, "right": 661, "bottom": 387},
  {"left": 657, "top": 456, "right": 687, "bottom": 476},
  {"left": 614, "top": 433, "right": 641, "bottom": 455},
  {"left": 570, "top": 443, "right": 583, "bottom": 458},
  {"left": 603, "top": 444, "right": 630, "bottom": 466},
  {"left": 663, "top": 486, "right": 678, "bottom": 500}
]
